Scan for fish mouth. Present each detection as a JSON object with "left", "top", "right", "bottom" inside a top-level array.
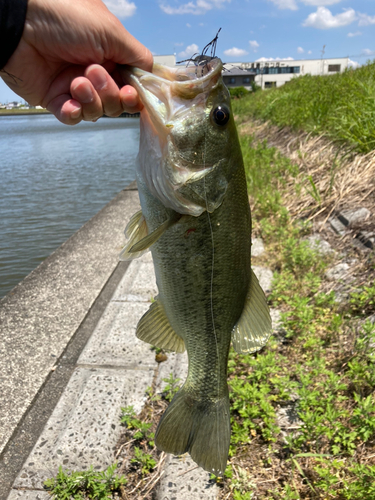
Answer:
[{"left": 118, "top": 58, "right": 222, "bottom": 137}]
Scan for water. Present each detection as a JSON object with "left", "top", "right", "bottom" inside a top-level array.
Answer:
[{"left": 0, "top": 114, "right": 140, "bottom": 299}]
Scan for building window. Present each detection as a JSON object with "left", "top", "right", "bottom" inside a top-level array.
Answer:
[
  {"left": 293, "top": 66, "right": 300, "bottom": 73},
  {"left": 328, "top": 64, "right": 341, "bottom": 72},
  {"left": 264, "top": 82, "right": 276, "bottom": 89},
  {"left": 243, "top": 77, "right": 250, "bottom": 84},
  {"left": 228, "top": 77, "right": 236, "bottom": 84}
]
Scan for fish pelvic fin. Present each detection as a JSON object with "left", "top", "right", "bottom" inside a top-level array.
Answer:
[
  {"left": 119, "top": 210, "right": 149, "bottom": 261},
  {"left": 155, "top": 386, "right": 230, "bottom": 476},
  {"left": 136, "top": 299, "right": 185, "bottom": 353},
  {"left": 232, "top": 268, "right": 273, "bottom": 354}
]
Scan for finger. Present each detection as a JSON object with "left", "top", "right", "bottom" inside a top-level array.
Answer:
[
  {"left": 70, "top": 77, "right": 103, "bottom": 121},
  {"left": 47, "top": 94, "right": 82, "bottom": 125},
  {"left": 120, "top": 85, "right": 143, "bottom": 114},
  {"left": 85, "top": 65, "right": 123, "bottom": 117},
  {"left": 43, "top": 65, "right": 87, "bottom": 123}
]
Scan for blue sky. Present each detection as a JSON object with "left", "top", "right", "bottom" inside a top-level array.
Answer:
[{"left": 1, "top": 0, "right": 374, "bottom": 103}]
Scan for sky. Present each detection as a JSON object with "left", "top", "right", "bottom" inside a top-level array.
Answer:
[{"left": 1, "top": 0, "right": 374, "bottom": 103}]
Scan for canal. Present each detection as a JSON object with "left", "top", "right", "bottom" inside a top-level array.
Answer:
[{"left": 0, "top": 114, "right": 139, "bottom": 299}]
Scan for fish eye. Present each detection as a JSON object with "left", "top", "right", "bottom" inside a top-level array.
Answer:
[{"left": 211, "top": 105, "right": 230, "bottom": 127}]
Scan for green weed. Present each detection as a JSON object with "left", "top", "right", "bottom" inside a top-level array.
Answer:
[
  {"left": 120, "top": 405, "right": 155, "bottom": 448},
  {"left": 162, "top": 373, "right": 181, "bottom": 402},
  {"left": 120, "top": 405, "right": 154, "bottom": 444},
  {"left": 130, "top": 447, "right": 157, "bottom": 475},
  {"left": 44, "top": 463, "right": 126, "bottom": 499},
  {"left": 350, "top": 283, "right": 375, "bottom": 316}
]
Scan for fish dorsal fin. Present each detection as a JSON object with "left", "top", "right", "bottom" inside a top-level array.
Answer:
[
  {"left": 128, "top": 212, "right": 182, "bottom": 254},
  {"left": 136, "top": 298, "right": 185, "bottom": 353},
  {"left": 232, "top": 268, "right": 273, "bottom": 354},
  {"left": 119, "top": 210, "right": 149, "bottom": 261}
]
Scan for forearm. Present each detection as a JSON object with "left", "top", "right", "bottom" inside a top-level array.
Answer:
[{"left": 0, "top": 0, "right": 28, "bottom": 69}]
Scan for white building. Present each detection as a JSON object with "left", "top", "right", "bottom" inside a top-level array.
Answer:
[
  {"left": 154, "top": 54, "right": 176, "bottom": 67},
  {"left": 224, "top": 57, "right": 349, "bottom": 90}
]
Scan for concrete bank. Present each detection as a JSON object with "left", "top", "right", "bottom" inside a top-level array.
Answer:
[{"left": 0, "top": 184, "right": 139, "bottom": 498}]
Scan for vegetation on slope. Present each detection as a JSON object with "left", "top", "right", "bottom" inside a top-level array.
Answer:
[
  {"left": 232, "top": 60, "right": 375, "bottom": 153},
  {"left": 211, "top": 135, "right": 375, "bottom": 499}
]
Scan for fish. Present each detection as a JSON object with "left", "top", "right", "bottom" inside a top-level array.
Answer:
[{"left": 118, "top": 56, "right": 272, "bottom": 475}]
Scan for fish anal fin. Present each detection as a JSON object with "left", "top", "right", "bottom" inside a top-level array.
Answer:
[
  {"left": 136, "top": 299, "right": 185, "bottom": 353},
  {"left": 155, "top": 387, "right": 230, "bottom": 476},
  {"left": 119, "top": 210, "right": 149, "bottom": 261},
  {"left": 232, "top": 268, "right": 273, "bottom": 354}
]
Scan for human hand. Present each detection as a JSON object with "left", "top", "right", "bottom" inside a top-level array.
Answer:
[{"left": 1, "top": 0, "right": 153, "bottom": 125}]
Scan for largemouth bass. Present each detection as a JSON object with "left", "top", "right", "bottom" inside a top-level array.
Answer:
[{"left": 119, "top": 57, "right": 272, "bottom": 475}]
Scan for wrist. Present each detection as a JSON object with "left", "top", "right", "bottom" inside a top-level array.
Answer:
[{"left": 0, "top": 0, "right": 28, "bottom": 69}]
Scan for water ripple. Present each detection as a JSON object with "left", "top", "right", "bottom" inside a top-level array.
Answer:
[{"left": 0, "top": 114, "right": 139, "bottom": 298}]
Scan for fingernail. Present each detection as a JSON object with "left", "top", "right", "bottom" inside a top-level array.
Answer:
[
  {"left": 71, "top": 106, "right": 81, "bottom": 119},
  {"left": 72, "top": 84, "right": 94, "bottom": 104},
  {"left": 90, "top": 72, "right": 108, "bottom": 91}
]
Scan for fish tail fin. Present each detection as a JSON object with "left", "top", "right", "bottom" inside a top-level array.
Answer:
[{"left": 155, "top": 386, "right": 230, "bottom": 476}]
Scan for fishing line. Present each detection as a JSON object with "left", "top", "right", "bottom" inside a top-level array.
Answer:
[{"left": 201, "top": 62, "right": 221, "bottom": 471}]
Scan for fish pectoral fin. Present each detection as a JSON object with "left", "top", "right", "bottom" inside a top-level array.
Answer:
[
  {"left": 119, "top": 210, "right": 149, "bottom": 261},
  {"left": 128, "top": 212, "right": 182, "bottom": 253},
  {"left": 232, "top": 268, "right": 273, "bottom": 354},
  {"left": 136, "top": 299, "right": 185, "bottom": 353}
]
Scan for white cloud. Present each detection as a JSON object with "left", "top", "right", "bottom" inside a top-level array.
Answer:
[
  {"left": 160, "top": 0, "right": 230, "bottom": 15},
  {"left": 224, "top": 47, "right": 249, "bottom": 57},
  {"left": 297, "top": 46, "right": 304, "bottom": 53},
  {"left": 303, "top": 7, "right": 356, "bottom": 29},
  {"left": 249, "top": 40, "right": 260, "bottom": 51},
  {"left": 178, "top": 43, "right": 199, "bottom": 58},
  {"left": 301, "top": 0, "right": 342, "bottom": 5},
  {"left": 357, "top": 13, "right": 375, "bottom": 26},
  {"left": 186, "top": 22, "right": 191, "bottom": 27},
  {"left": 348, "top": 59, "right": 360, "bottom": 68},
  {"left": 103, "top": 0, "right": 136, "bottom": 17},
  {"left": 308, "top": 50, "right": 312, "bottom": 54},
  {"left": 348, "top": 31, "right": 362, "bottom": 37},
  {"left": 268, "top": 0, "right": 298, "bottom": 10},
  {"left": 256, "top": 56, "right": 294, "bottom": 61},
  {"left": 362, "top": 48, "right": 375, "bottom": 56}
]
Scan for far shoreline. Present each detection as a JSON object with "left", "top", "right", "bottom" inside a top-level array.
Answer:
[{"left": 0, "top": 109, "right": 50, "bottom": 116}]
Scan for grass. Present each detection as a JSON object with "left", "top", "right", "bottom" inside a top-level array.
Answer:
[
  {"left": 231, "top": 60, "right": 375, "bottom": 153},
  {"left": 44, "top": 464, "right": 126, "bottom": 499},
  {"left": 209, "top": 132, "right": 375, "bottom": 499}
]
